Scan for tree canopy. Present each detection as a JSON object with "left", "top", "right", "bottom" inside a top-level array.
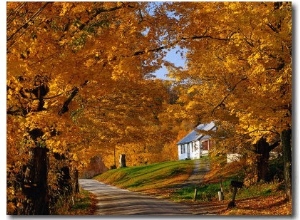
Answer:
[{"left": 6, "top": 2, "right": 292, "bottom": 214}]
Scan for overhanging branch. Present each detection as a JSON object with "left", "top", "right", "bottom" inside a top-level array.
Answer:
[
  {"left": 58, "top": 80, "right": 88, "bottom": 116},
  {"left": 7, "top": 2, "right": 50, "bottom": 43},
  {"left": 211, "top": 76, "right": 247, "bottom": 115},
  {"left": 58, "top": 87, "right": 79, "bottom": 116},
  {"left": 133, "top": 32, "right": 231, "bottom": 57}
]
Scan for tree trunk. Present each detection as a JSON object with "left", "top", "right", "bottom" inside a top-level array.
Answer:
[
  {"left": 23, "top": 147, "right": 49, "bottom": 214},
  {"left": 227, "top": 187, "right": 237, "bottom": 209},
  {"left": 281, "top": 128, "right": 292, "bottom": 200},
  {"left": 58, "top": 166, "right": 72, "bottom": 196},
  {"left": 119, "top": 154, "right": 126, "bottom": 168},
  {"left": 255, "top": 138, "right": 271, "bottom": 182},
  {"left": 74, "top": 169, "right": 79, "bottom": 193}
]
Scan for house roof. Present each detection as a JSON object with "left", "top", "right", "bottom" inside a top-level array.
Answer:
[{"left": 177, "top": 122, "right": 215, "bottom": 145}]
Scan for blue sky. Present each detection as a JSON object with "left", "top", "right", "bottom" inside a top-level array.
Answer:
[
  {"left": 154, "top": 46, "right": 187, "bottom": 80},
  {"left": 146, "top": 2, "right": 186, "bottom": 80}
]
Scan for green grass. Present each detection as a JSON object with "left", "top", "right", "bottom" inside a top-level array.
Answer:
[
  {"left": 55, "top": 189, "right": 96, "bottom": 215},
  {"left": 171, "top": 179, "right": 281, "bottom": 202},
  {"left": 171, "top": 179, "right": 232, "bottom": 201},
  {"left": 94, "top": 160, "right": 194, "bottom": 191},
  {"left": 70, "top": 190, "right": 92, "bottom": 210},
  {"left": 236, "top": 182, "right": 283, "bottom": 199},
  {"left": 68, "top": 189, "right": 97, "bottom": 215},
  {"left": 94, "top": 158, "right": 284, "bottom": 203}
]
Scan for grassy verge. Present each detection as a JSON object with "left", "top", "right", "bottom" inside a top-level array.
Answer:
[
  {"left": 172, "top": 179, "right": 284, "bottom": 202},
  {"left": 57, "top": 189, "right": 97, "bottom": 215},
  {"left": 69, "top": 189, "right": 97, "bottom": 215},
  {"left": 94, "top": 160, "right": 194, "bottom": 193}
]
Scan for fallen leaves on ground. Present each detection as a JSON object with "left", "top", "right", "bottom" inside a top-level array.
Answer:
[{"left": 222, "top": 194, "right": 292, "bottom": 215}]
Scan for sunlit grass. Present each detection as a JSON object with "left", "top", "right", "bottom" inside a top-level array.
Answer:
[{"left": 94, "top": 160, "right": 194, "bottom": 192}]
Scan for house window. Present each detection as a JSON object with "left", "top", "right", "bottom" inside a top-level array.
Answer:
[{"left": 181, "top": 145, "right": 186, "bottom": 154}]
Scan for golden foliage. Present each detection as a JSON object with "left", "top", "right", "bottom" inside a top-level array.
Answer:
[
  {"left": 7, "top": 2, "right": 174, "bottom": 214},
  {"left": 164, "top": 2, "right": 292, "bottom": 149},
  {"left": 7, "top": 2, "right": 292, "bottom": 214}
]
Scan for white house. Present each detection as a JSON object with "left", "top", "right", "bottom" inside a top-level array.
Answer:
[{"left": 177, "top": 122, "right": 216, "bottom": 160}]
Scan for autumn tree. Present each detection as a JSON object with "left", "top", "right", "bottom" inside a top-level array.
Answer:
[
  {"left": 7, "top": 2, "right": 176, "bottom": 214},
  {"left": 159, "top": 2, "right": 292, "bottom": 195}
]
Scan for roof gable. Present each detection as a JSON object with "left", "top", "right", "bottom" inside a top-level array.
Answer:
[{"left": 177, "top": 122, "right": 215, "bottom": 145}]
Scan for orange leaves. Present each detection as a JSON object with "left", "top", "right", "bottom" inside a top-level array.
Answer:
[
  {"left": 57, "top": 2, "right": 73, "bottom": 16},
  {"left": 168, "top": 2, "right": 291, "bottom": 142},
  {"left": 6, "top": 2, "right": 292, "bottom": 212},
  {"left": 224, "top": 195, "right": 292, "bottom": 215},
  {"left": 3, "top": 2, "right": 166, "bottom": 212}
]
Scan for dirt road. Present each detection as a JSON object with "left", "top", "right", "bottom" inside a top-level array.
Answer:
[{"left": 79, "top": 179, "right": 192, "bottom": 215}]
